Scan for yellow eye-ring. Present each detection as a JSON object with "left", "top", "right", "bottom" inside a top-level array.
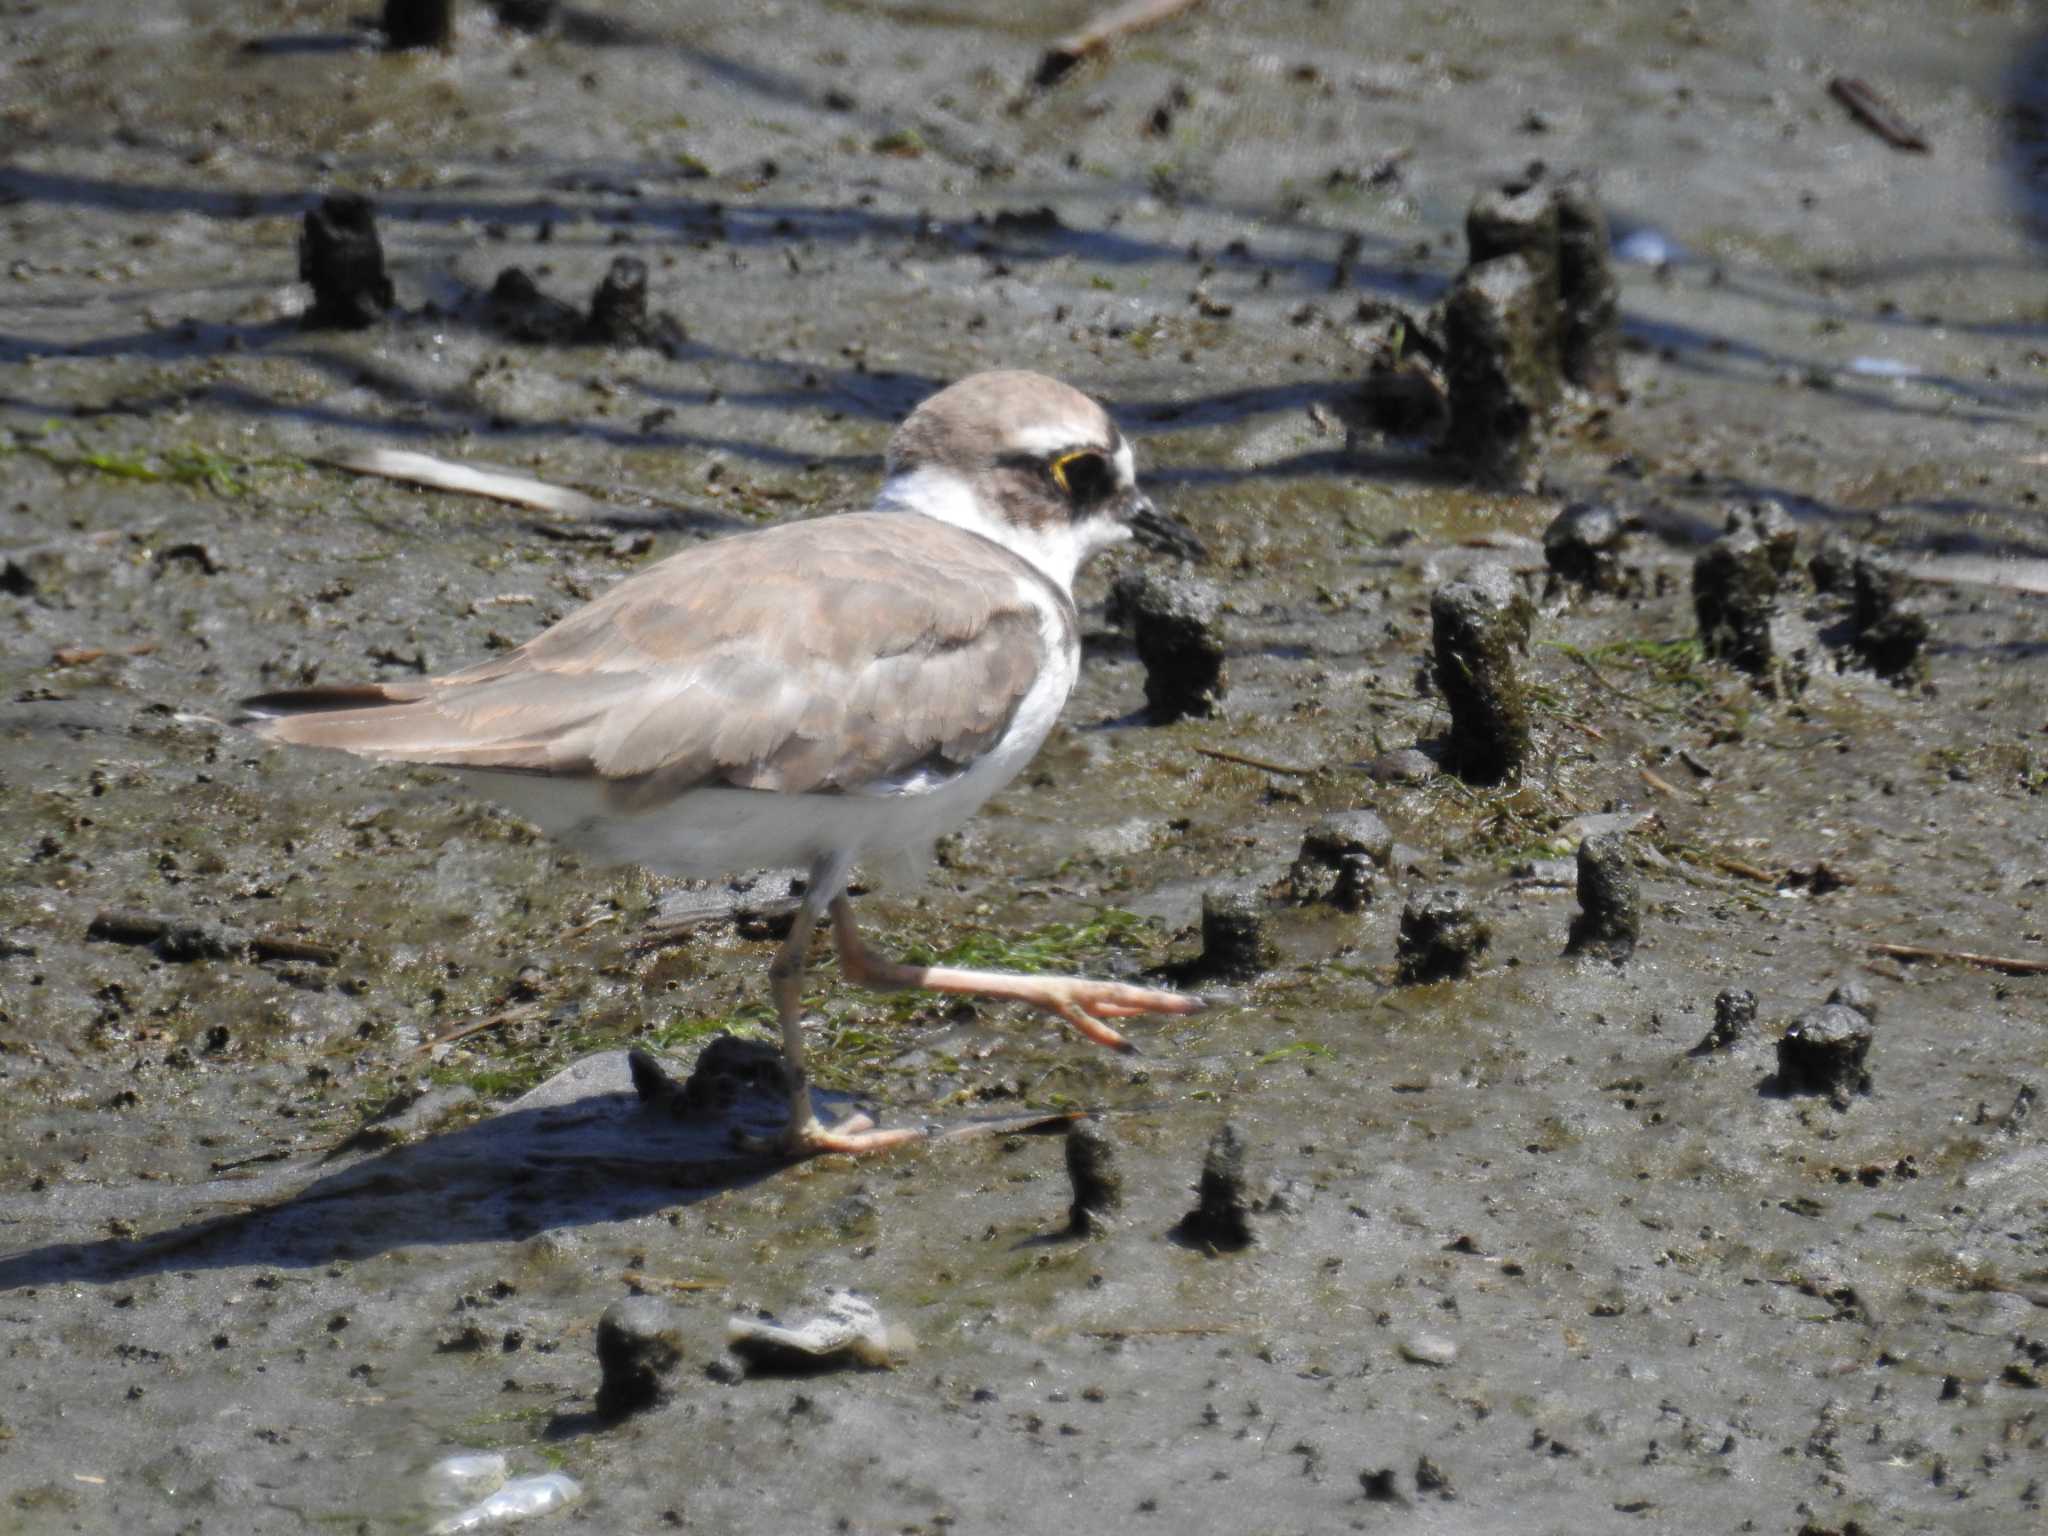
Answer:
[{"left": 1049, "top": 451, "right": 1082, "bottom": 495}]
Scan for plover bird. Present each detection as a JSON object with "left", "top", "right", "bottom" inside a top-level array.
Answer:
[{"left": 240, "top": 371, "right": 1206, "bottom": 1157}]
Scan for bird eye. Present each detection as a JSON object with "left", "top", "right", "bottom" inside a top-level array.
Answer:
[{"left": 1050, "top": 451, "right": 1115, "bottom": 507}]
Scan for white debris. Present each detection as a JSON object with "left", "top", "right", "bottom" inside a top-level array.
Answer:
[
  {"left": 427, "top": 1471, "right": 581, "bottom": 1534},
  {"left": 726, "top": 1290, "right": 913, "bottom": 1372},
  {"left": 424, "top": 1451, "right": 509, "bottom": 1510}
]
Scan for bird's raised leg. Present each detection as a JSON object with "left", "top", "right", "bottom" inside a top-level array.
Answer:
[
  {"left": 746, "top": 861, "right": 924, "bottom": 1160},
  {"left": 830, "top": 895, "right": 1204, "bottom": 1052}
]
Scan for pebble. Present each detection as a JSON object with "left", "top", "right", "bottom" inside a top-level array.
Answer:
[
  {"left": 1400, "top": 1332, "right": 1459, "bottom": 1367},
  {"left": 1565, "top": 832, "right": 1639, "bottom": 963},
  {"left": 1171, "top": 1122, "right": 1256, "bottom": 1252},
  {"left": 1107, "top": 568, "right": 1228, "bottom": 723},
  {"left": 1287, "top": 810, "right": 1393, "bottom": 910},
  {"left": 1776, "top": 1004, "right": 1874, "bottom": 1107},
  {"left": 1542, "top": 501, "right": 1634, "bottom": 592},
  {"left": 297, "top": 193, "right": 394, "bottom": 330},
  {"left": 1430, "top": 564, "right": 1533, "bottom": 785},
  {"left": 594, "top": 1296, "right": 685, "bottom": 1420},
  {"left": 1397, "top": 887, "right": 1491, "bottom": 984}
]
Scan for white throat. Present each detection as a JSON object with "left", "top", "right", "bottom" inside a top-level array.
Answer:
[{"left": 874, "top": 466, "right": 1127, "bottom": 592}]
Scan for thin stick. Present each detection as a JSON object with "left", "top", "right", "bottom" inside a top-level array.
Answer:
[
  {"left": 1194, "top": 745, "right": 1314, "bottom": 777},
  {"left": 1714, "top": 855, "right": 1778, "bottom": 884},
  {"left": 1037, "top": 0, "right": 1204, "bottom": 87},
  {"left": 416, "top": 1005, "right": 545, "bottom": 1054},
  {"left": 320, "top": 448, "right": 600, "bottom": 516},
  {"left": 1827, "top": 76, "right": 1929, "bottom": 153},
  {"left": 1867, "top": 941, "right": 2048, "bottom": 977},
  {"left": 622, "top": 1271, "right": 724, "bottom": 1294}
]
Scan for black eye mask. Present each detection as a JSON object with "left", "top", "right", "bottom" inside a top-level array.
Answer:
[{"left": 1050, "top": 450, "right": 1116, "bottom": 508}]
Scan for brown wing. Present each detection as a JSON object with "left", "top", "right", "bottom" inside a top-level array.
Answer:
[{"left": 239, "top": 513, "right": 1066, "bottom": 798}]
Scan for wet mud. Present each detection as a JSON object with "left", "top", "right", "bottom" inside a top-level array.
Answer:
[{"left": 3, "top": 2, "right": 2046, "bottom": 1533}]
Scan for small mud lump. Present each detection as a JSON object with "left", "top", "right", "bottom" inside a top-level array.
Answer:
[
  {"left": 1171, "top": 1122, "right": 1255, "bottom": 1252},
  {"left": 1064, "top": 1119, "right": 1123, "bottom": 1236},
  {"left": 1287, "top": 810, "right": 1393, "bottom": 910},
  {"left": 1441, "top": 255, "right": 1557, "bottom": 484},
  {"left": 1108, "top": 568, "right": 1227, "bottom": 722},
  {"left": 1465, "top": 182, "right": 1563, "bottom": 365},
  {"left": 298, "top": 193, "right": 395, "bottom": 331},
  {"left": 1690, "top": 988, "right": 1758, "bottom": 1055},
  {"left": 594, "top": 1296, "right": 685, "bottom": 1420},
  {"left": 1553, "top": 172, "right": 1621, "bottom": 395},
  {"left": 1725, "top": 499, "right": 1799, "bottom": 578},
  {"left": 1565, "top": 832, "right": 1639, "bottom": 963},
  {"left": 1430, "top": 564, "right": 1532, "bottom": 784},
  {"left": 584, "top": 256, "right": 687, "bottom": 352},
  {"left": 1542, "top": 501, "right": 1634, "bottom": 591},
  {"left": 1850, "top": 556, "right": 1929, "bottom": 679},
  {"left": 1776, "top": 1004, "right": 1874, "bottom": 1107},
  {"left": 1397, "top": 888, "right": 1491, "bottom": 983},
  {"left": 1196, "top": 884, "right": 1276, "bottom": 980},
  {"left": 1693, "top": 527, "right": 1780, "bottom": 673}
]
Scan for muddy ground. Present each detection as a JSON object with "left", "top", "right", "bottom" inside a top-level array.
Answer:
[{"left": 3, "top": 2, "right": 2046, "bottom": 1532}]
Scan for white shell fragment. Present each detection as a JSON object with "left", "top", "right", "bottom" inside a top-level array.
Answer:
[
  {"left": 427, "top": 1471, "right": 582, "bottom": 1534},
  {"left": 725, "top": 1290, "right": 914, "bottom": 1372},
  {"left": 423, "top": 1451, "right": 510, "bottom": 1510}
]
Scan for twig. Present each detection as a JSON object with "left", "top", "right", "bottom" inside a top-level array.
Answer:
[
  {"left": 1036, "top": 0, "right": 1204, "bottom": 87},
  {"left": 1193, "top": 745, "right": 1314, "bottom": 777},
  {"left": 1714, "top": 855, "right": 1779, "bottom": 884},
  {"left": 1638, "top": 765, "right": 1681, "bottom": 798},
  {"left": 1076, "top": 1323, "right": 1242, "bottom": 1340},
  {"left": 622, "top": 1270, "right": 724, "bottom": 1294},
  {"left": 250, "top": 934, "right": 343, "bottom": 966},
  {"left": 417, "top": 1005, "right": 545, "bottom": 1054},
  {"left": 1827, "top": 76, "right": 1929, "bottom": 153},
  {"left": 1867, "top": 941, "right": 2048, "bottom": 977}
]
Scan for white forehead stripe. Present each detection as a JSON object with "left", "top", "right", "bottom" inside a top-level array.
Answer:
[{"left": 1003, "top": 418, "right": 1112, "bottom": 458}]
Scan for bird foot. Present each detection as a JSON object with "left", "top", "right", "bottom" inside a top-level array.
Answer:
[
  {"left": 736, "top": 1111, "right": 926, "bottom": 1161},
  {"left": 1034, "top": 976, "right": 1207, "bottom": 1052}
]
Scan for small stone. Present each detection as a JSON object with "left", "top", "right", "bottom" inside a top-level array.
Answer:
[
  {"left": 1693, "top": 527, "right": 1780, "bottom": 674},
  {"left": 297, "top": 193, "right": 394, "bottom": 331},
  {"left": 1690, "top": 988, "right": 1758, "bottom": 1055},
  {"left": 1850, "top": 556, "right": 1929, "bottom": 679},
  {"left": 1399, "top": 1332, "right": 1459, "bottom": 1367},
  {"left": 1366, "top": 747, "right": 1440, "bottom": 785},
  {"left": 1825, "top": 979, "right": 1877, "bottom": 1022},
  {"left": 1287, "top": 811, "right": 1393, "bottom": 910},
  {"left": 1414, "top": 1455, "right": 1455, "bottom": 1499},
  {"left": 1194, "top": 885, "right": 1275, "bottom": 981},
  {"left": 1542, "top": 501, "right": 1634, "bottom": 591},
  {"left": 1107, "top": 569, "right": 1227, "bottom": 723},
  {"left": 1430, "top": 564, "right": 1533, "bottom": 784},
  {"left": 1776, "top": 1004, "right": 1873, "bottom": 1107},
  {"left": 1171, "top": 1123, "right": 1255, "bottom": 1252},
  {"left": 1065, "top": 1119, "right": 1122, "bottom": 1236},
  {"left": 1724, "top": 499, "right": 1799, "bottom": 577},
  {"left": 1397, "top": 888, "right": 1491, "bottom": 983},
  {"left": 1565, "top": 832, "right": 1639, "bottom": 963},
  {"left": 595, "top": 1296, "right": 685, "bottom": 1420}
]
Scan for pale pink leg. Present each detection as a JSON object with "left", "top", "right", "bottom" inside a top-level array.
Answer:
[{"left": 829, "top": 896, "right": 1204, "bottom": 1053}]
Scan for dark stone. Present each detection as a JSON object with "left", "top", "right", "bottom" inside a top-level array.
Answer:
[
  {"left": 1690, "top": 988, "right": 1758, "bottom": 1055},
  {"left": 1808, "top": 535, "right": 1858, "bottom": 595},
  {"left": 489, "top": 267, "right": 585, "bottom": 343},
  {"left": 1565, "top": 832, "right": 1638, "bottom": 963},
  {"left": 628, "top": 1036, "right": 791, "bottom": 1119},
  {"left": 1171, "top": 1123, "right": 1255, "bottom": 1252},
  {"left": 1195, "top": 885, "right": 1276, "bottom": 981},
  {"left": 1430, "top": 565, "right": 1532, "bottom": 785},
  {"left": 298, "top": 194, "right": 394, "bottom": 331},
  {"left": 1553, "top": 172, "right": 1620, "bottom": 395},
  {"left": 1441, "top": 255, "right": 1557, "bottom": 483},
  {"left": 1358, "top": 1467, "right": 1408, "bottom": 1505},
  {"left": 1107, "top": 569, "right": 1227, "bottom": 723},
  {"left": 1542, "top": 501, "right": 1633, "bottom": 591},
  {"left": 1397, "top": 888, "right": 1491, "bottom": 983},
  {"left": 1693, "top": 528, "right": 1780, "bottom": 673},
  {"left": 583, "top": 256, "right": 687, "bottom": 352},
  {"left": 1065, "top": 1119, "right": 1122, "bottom": 1236},
  {"left": 1724, "top": 499, "right": 1799, "bottom": 578},
  {"left": 1287, "top": 811, "right": 1393, "bottom": 911},
  {"left": 1776, "top": 1004, "right": 1874, "bottom": 1106},
  {"left": 594, "top": 1296, "right": 685, "bottom": 1420},
  {"left": 383, "top": 0, "right": 453, "bottom": 50},
  {"left": 1850, "top": 557, "right": 1929, "bottom": 679}
]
